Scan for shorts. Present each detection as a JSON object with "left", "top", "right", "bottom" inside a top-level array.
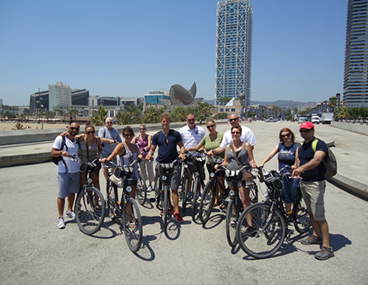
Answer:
[
  {"left": 227, "top": 178, "right": 253, "bottom": 188},
  {"left": 187, "top": 164, "right": 206, "bottom": 182},
  {"left": 157, "top": 161, "right": 180, "bottom": 191},
  {"left": 58, "top": 172, "right": 80, "bottom": 199},
  {"left": 101, "top": 153, "right": 117, "bottom": 168},
  {"left": 300, "top": 180, "right": 326, "bottom": 221}
]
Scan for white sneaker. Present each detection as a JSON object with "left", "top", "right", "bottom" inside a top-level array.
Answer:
[
  {"left": 66, "top": 211, "right": 75, "bottom": 219},
  {"left": 58, "top": 217, "right": 65, "bottom": 229}
]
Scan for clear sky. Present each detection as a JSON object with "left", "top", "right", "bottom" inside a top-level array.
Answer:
[{"left": 0, "top": 0, "right": 347, "bottom": 106}]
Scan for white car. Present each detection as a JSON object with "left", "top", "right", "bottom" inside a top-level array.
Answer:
[{"left": 311, "top": 116, "right": 321, "bottom": 124}]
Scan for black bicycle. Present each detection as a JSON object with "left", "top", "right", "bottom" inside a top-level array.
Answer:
[
  {"left": 236, "top": 167, "right": 311, "bottom": 259},
  {"left": 224, "top": 165, "right": 259, "bottom": 247},
  {"left": 198, "top": 157, "right": 226, "bottom": 224},
  {"left": 104, "top": 159, "right": 143, "bottom": 253},
  {"left": 136, "top": 163, "right": 148, "bottom": 206},
  {"left": 75, "top": 158, "right": 106, "bottom": 235}
]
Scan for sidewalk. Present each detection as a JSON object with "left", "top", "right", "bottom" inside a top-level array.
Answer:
[{"left": 0, "top": 121, "right": 367, "bottom": 199}]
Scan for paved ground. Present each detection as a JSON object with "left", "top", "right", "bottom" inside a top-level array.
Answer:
[{"left": 0, "top": 121, "right": 367, "bottom": 284}]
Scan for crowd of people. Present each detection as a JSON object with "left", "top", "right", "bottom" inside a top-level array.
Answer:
[{"left": 51, "top": 113, "right": 334, "bottom": 261}]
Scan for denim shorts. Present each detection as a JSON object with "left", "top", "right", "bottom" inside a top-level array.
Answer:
[{"left": 58, "top": 172, "right": 80, "bottom": 199}]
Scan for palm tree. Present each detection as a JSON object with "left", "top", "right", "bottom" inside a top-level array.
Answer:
[
  {"left": 197, "top": 101, "right": 214, "bottom": 118},
  {"left": 91, "top": 106, "right": 108, "bottom": 126},
  {"left": 172, "top": 107, "right": 187, "bottom": 122}
]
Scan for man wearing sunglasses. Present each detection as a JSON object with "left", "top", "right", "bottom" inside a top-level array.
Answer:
[
  {"left": 207, "top": 113, "right": 256, "bottom": 157},
  {"left": 98, "top": 117, "right": 122, "bottom": 180},
  {"left": 179, "top": 114, "right": 206, "bottom": 198},
  {"left": 51, "top": 121, "right": 81, "bottom": 229},
  {"left": 292, "top": 121, "right": 334, "bottom": 260}
]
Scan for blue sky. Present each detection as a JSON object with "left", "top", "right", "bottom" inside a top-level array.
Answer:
[{"left": 0, "top": 0, "right": 347, "bottom": 106}]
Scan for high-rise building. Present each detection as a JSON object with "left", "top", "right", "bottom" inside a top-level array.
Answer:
[
  {"left": 215, "top": 0, "right": 253, "bottom": 107},
  {"left": 344, "top": 0, "right": 368, "bottom": 108},
  {"left": 49, "top": 82, "right": 72, "bottom": 111}
]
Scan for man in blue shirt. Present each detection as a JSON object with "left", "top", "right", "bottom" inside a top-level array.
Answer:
[
  {"left": 146, "top": 112, "right": 186, "bottom": 222},
  {"left": 292, "top": 122, "right": 334, "bottom": 260}
]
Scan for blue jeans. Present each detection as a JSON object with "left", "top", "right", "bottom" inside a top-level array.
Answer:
[{"left": 281, "top": 171, "right": 299, "bottom": 203}]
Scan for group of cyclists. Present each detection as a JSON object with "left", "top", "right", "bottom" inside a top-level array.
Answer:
[{"left": 52, "top": 112, "right": 299, "bottom": 232}]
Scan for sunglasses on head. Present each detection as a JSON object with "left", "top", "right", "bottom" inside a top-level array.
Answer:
[
  {"left": 207, "top": 125, "right": 215, "bottom": 129},
  {"left": 299, "top": 129, "right": 312, "bottom": 133},
  {"left": 70, "top": 127, "right": 79, "bottom": 131}
]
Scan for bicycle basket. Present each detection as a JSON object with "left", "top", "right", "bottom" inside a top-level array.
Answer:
[
  {"left": 115, "top": 166, "right": 134, "bottom": 178},
  {"left": 265, "top": 176, "right": 283, "bottom": 191},
  {"left": 80, "top": 159, "right": 101, "bottom": 173}
]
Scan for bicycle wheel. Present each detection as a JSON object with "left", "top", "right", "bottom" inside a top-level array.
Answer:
[
  {"left": 237, "top": 203, "right": 287, "bottom": 259},
  {"left": 199, "top": 180, "right": 215, "bottom": 224},
  {"left": 75, "top": 186, "right": 106, "bottom": 235},
  {"left": 191, "top": 177, "right": 201, "bottom": 221},
  {"left": 122, "top": 197, "right": 143, "bottom": 253},
  {"left": 293, "top": 194, "right": 311, "bottom": 233},
  {"left": 249, "top": 182, "right": 258, "bottom": 204},
  {"left": 106, "top": 183, "right": 118, "bottom": 219},
  {"left": 226, "top": 198, "right": 239, "bottom": 247},
  {"left": 136, "top": 172, "right": 147, "bottom": 205},
  {"left": 162, "top": 185, "right": 169, "bottom": 234},
  {"left": 181, "top": 173, "right": 189, "bottom": 211}
]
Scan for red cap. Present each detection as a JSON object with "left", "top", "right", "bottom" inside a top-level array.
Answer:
[{"left": 300, "top": 121, "right": 314, "bottom": 129}]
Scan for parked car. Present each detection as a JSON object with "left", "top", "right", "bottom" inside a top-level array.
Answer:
[{"left": 265, "top": 117, "right": 278, "bottom": 122}]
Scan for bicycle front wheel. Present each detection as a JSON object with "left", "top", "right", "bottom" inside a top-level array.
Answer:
[
  {"left": 199, "top": 180, "right": 215, "bottom": 224},
  {"left": 237, "top": 203, "right": 286, "bottom": 259},
  {"left": 293, "top": 194, "right": 311, "bottom": 233},
  {"left": 136, "top": 172, "right": 147, "bottom": 205},
  {"left": 249, "top": 182, "right": 258, "bottom": 204},
  {"left": 162, "top": 185, "right": 169, "bottom": 234},
  {"left": 226, "top": 198, "right": 240, "bottom": 247},
  {"left": 181, "top": 174, "right": 189, "bottom": 211},
  {"left": 191, "top": 177, "right": 201, "bottom": 221},
  {"left": 75, "top": 186, "right": 106, "bottom": 235},
  {"left": 123, "top": 197, "right": 143, "bottom": 253}
]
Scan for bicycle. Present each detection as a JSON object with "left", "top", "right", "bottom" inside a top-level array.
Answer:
[
  {"left": 182, "top": 152, "right": 207, "bottom": 221},
  {"left": 104, "top": 159, "right": 143, "bottom": 253},
  {"left": 223, "top": 165, "right": 259, "bottom": 247},
  {"left": 198, "top": 157, "right": 226, "bottom": 224},
  {"left": 236, "top": 167, "right": 311, "bottom": 259},
  {"left": 136, "top": 162, "right": 148, "bottom": 206},
  {"left": 75, "top": 158, "right": 106, "bottom": 235}
]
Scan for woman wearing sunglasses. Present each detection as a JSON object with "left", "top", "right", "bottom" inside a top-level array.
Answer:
[
  {"left": 258, "top": 128, "right": 299, "bottom": 215},
  {"left": 102, "top": 126, "right": 143, "bottom": 200},
  {"left": 132, "top": 124, "right": 154, "bottom": 191}
]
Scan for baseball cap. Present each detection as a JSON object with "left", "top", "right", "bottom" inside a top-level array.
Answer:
[{"left": 300, "top": 121, "right": 314, "bottom": 129}]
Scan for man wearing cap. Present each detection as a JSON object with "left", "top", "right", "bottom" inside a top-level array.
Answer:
[{"left": 292, "top": 121, "right": 334, "bottom": 260}]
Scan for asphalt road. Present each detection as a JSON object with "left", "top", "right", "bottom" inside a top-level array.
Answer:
[{"left": 1, "top": 121, "right": 367, "bottom": 284}]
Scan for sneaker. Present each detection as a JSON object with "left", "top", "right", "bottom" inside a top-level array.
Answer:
[
  {"left": 300, "top": 235, "right": 322, "bottom": 245},
  {"left": 315, "top": 247, "right": 334, "bottom": 260},
  {"left": 66, "top": 210, "right": 75, "bottom": 219},
  {"left": 160, "top": 206, "right": 174, "bottom": 216},
  {"left": 173, "top": 211, "right": 184, "bottom": 223},
  {"left": 58, "top": 217, "right": 65, "bottom": 229}
]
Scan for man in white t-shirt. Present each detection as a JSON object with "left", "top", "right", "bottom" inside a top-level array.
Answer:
[
  {"left": 179, "top": 114, "right": 206, "bottom": 197},
  {"left": 208, "top": 113, "right": 256, "bottom": 157},
  {"left": 51, "top": 121, "right": 81, "bottom": 229}
]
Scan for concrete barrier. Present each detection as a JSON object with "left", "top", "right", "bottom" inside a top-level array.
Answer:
[{"left": 332, "top": 121, "right": 368, "bottom": 136}]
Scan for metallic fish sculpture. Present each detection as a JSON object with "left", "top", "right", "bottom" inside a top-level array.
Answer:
[{"left": 169, "top": 82, "right": 196, "bottom": 105}]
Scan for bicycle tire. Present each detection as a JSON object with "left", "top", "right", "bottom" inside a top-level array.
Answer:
[
  {"left": 249, "top": 182, "right": 258, "bottom": 204},
  {"left": 199, "top": 180, "right": 215, "bottom": 224},
  {"left": 136, "top": 172, "right": 147, "bottom": 205},
  {"left": 293, "top": 194, "right": 311, "bottom": 233},
  {"left": 191, "top": 177, "right": 201, "bottom": 221},
  {"left": 226, "top": 198, "right": 240, "bottom": 247},
  {"left": 162, "top": 185, "right": 169, "bottom": 234},
  {"left": 181, "top": 173, "right": 189, "bottom": 211},
  {"left": 106, "top": 183, "right": 118, "bottom": 219},
  {"left": 122, "top": 197, "right": 143, "bottom": 253},
  {"left": 75, "top": 186, "right": 106, "bottom": 235},
  {"left": 237, "top": 203, "right": 287, "bottom": 259}
]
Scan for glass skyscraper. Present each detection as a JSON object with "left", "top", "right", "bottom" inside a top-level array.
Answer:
[
  {"left": 215, "top": 0, "right": 253, "bottom": 107},
  {"left": 344, "top": 0, "right": 368, "bottom": 108}
]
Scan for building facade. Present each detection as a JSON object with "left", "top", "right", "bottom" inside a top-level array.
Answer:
[
  {"left": 344, "top": 0, "right": 368, "bottom": 108},
  {"left": 144, "top": 89, "right": 170, "bottom": 105},
  {"left": 48, "top": 82, "right": 72, "bottom": 111},
  {"left": 215, "top": 0, "right": 253, "bottom": 107}
]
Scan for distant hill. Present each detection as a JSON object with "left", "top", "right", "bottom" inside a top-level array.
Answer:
[{"left": 204, "top": 99, "right": 317, "bottom": 110}]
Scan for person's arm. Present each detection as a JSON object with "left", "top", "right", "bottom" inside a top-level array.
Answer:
[
  {"left": 145, "top": 144, "right": 157, "bottom": 161},
  {"left": 292, "top": 146, "right": 300, "bottom": 170},
  {"left": 246, "top": 143, "right": 257, "bottom": 168},
  {"left": 145, "top": 135, "right": 152, "bottom": 152},
  {"left": 96, "top": 137, "right": 103, "bottom": 157},
  {"left": 216, "top": 145, "right": 229, "bottom": 169},
  {"left": 292, "top": 150, "right": 326, "bottom": 177},
  {"left": 258, "top": 144, "right": 279, "bottom": 168},
  {"left": 102, "top": 143, "right": 124, "bottom": 163},
  {"left": 132, "top": 135, "right": 139, "bottom": 144},
  {"left": 186, "top": 142, "right": 204, "bottom": 152},
  {"left": 178, "top": 141, "right": 186, "bottom": 160}
]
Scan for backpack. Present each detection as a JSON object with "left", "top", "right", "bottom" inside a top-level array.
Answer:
[
  {"left": 52, "top": 136, "right": 68, "bottom": 165},
  {"left": 311, "top": 138, "right": 337, "bottom": 178}
]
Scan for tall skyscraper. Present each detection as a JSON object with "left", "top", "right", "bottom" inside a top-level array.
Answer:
[
  {"left": 48, "top": 82, "right": 72, "bottom": 111},
  {"left": 215, "top": 0, "right": 253, "bottom": 107},
  {"left": 344, "top": 0, "right": 368, "bottom": 108}
]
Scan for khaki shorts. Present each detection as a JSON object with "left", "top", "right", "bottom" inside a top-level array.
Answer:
[{"left": 300, "top": 180, "right": 326, "bottom": 221}]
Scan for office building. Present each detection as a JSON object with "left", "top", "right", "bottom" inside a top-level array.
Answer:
[
  {"left": 215, "top": 0, "right": 253, "bottom": 107},
  {"left": 144, "top": 89, "right": 170, "bottom": 105},
  {"left": 48, "top": 82, "right": 72, "bottom": 111},
  {"left": 344, "top": 0, "right": 368, "bottom": 108}
]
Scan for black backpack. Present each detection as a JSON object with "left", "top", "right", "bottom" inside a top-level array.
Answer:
[{"left": 52, "top": 136, "right": 80, "bottom": 172}]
